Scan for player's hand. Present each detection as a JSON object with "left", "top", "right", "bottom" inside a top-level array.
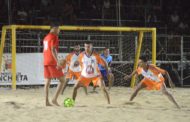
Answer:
[
  {"left": 124, "top": 75, "right": 130, "bottom": 80},
  {"left": 60, "top": 59, "right": 66, "bottom": 68},
  {"left": 56, "top": 61, "right": 62, "bottom": 70}
]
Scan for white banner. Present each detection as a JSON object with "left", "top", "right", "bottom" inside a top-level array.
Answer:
[{"left": 0, "top": 53, "right": 75, "bottom": 85}]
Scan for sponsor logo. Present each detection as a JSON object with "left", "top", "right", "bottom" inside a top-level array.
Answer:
[{"left": 0, "top": 72, "right": 28, "bottom": 83}]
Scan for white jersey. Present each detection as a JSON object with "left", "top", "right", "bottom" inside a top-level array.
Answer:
[
  {"left": 137, "top": 64, "right": 166, "bottom": 82},
  {"left": 141, "top": 69, "right": 163, "bottom": 82},
  {"left": 66, "top": 52, "right": 81, "bottom": 72},
  {"left": 78, "top": 51, "right": 105, "bottom": 78}
]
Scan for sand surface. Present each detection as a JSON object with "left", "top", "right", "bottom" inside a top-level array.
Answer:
[{"left": 0, "top": 86, "right": 190, "bottom": 122}]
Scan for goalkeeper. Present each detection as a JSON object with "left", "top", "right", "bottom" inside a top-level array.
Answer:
[{"left": 99, "top": 47, "right": 114, "bottom": 90}]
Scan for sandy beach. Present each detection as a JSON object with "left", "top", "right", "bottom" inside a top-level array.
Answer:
[{"left": 0, "top": 86, "right": 190, "bottom": 122}]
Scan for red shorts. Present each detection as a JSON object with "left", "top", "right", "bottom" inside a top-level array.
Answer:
[{"left": 44, "top": 65, "right": 64, "bottom": 79}]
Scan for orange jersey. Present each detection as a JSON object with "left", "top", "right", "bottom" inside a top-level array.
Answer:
[
  {"left": 78, "top": 51, "right": 106, "bottom": 78},
  {"left": 65, "top": 52, "right": 81, "bottom": 72},
  {"left": 43, "top": 33, "right": 59, "bottom": 65},
  {"left": 137, "top": 64, "right": 166, "bottom": 82}
]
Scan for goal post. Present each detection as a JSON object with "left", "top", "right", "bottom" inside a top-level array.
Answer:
[{"left": 0, "top": 25, "right": 156, "bottom": 89}]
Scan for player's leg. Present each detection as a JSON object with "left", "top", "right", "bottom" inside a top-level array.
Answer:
[
  {"left": 92, "top": 78, "right": 106, "bottom": 93},
  {"left": 47, "top": 65, "right": 65, "bottom": 106},
  {"left": 129, "top": 80, "right": 146, "bottom": 101},
  {"left": 74, "top": 72, "right": 88, "bottom": 95},
  {"left": 62, "top": 70, "right": 72, "bottom": 94},
  {"left": 52, "top": 76, "right": 65, "bottom": 106},
  {"left": 44, "top": 78, "right": 52, "bottom": 106},
  {"left": 96, "top": 78, "right": 110, "bottom": 104},
  {"left": 93, "top": 70, "right": 105, "bottom": 92},
  {"left": 83, "top": 85, "right": 88, "bottom": 95},
  {"left": 108, "top": 72, "right": 114, "bottom": 90},
  {"left": 61, "top": 78, "right": 69, "bottom": 95},
  {"left": 72, "top": 80, "right": 83, "bottom": 101},
  {"left": 92, "top": 85, "right": 97, "bottom": 92},
  {"left": 92, "top": 81, "right": 102, "bottom": 92},
  {"left": 161, "top": 83, "right": 180, "bottom": 108},
  {"left": 44, "top": 66, "right": 52, "bottom": 106},
  {"left": 102, "top": 70, "right": 114, "bottom": 90}
]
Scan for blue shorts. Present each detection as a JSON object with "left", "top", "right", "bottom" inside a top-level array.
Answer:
[{"left": 100, "top": 70, "right": 108, "bottom": 81}]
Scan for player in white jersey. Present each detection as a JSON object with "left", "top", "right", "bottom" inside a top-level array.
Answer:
[
  {"left": 61, "top": 44, "right": 87, "bottom": 95},
  {"left": 72, "top": 41, "right": 111, "bottom": 104}
]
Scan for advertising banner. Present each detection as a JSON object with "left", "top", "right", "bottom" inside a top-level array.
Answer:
[{"left": 0, "top": 53, "right": 75, "bottom": 85}]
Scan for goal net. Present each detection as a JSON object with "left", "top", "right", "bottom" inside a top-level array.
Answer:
[{"left": 0, "top": 25, "right": 156, "bottom": 89}]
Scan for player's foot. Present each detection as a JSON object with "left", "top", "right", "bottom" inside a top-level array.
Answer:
[
  {"left": 89, "top": 90, "right": 98, "bottom": 94},
  {"left": 52, "top": 100, "right": 60, "bottom": 106},
  {"left": 123, "top": 101, "right": 135, "bottom": 105},
  {"left": 176, "top": 105, "right": 181, "bottom": 109},
  {"left": 46, "top": 102, "right": 53, "bottom": 106}
]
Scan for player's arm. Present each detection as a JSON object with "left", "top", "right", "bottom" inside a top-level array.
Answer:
[
  {"left": 101, "top": 58, "right": 112, "bottom": 81},
  {"left": 124, "top": 70, "right": 138, "bottom": 81},
  {"left": 51, "top": 46, "right": 58, "bottom": 62},
  {"left": 108, "top": 56, "right": 112, "bottom": 69},
  {"left": 65, "top": 54, "right": 71, "bottom": 65},
  {"left": 96, "top": 53, "right": 109, "bottom": 74},
  {"left": 154, "top": 65, "right": 175, "bottom": 88},
  {"left": 99, "top": 56, "right": 109, "bottom": 73},
  {"left": 50, "top": 40, "right": 61, "bottom": 68},
  {"left": 77, "top": 53, "right": 83, "bottom": 68},
  {"left": 108, "top": 60, "right": 112, "bottom": 67}
]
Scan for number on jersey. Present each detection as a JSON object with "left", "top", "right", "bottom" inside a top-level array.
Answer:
[{"left": 43, "top": 41, "right": 48, "bottom": 51}]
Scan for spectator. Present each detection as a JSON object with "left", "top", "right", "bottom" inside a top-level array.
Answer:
[
  {"left": 16, "top": 7, "right": 28, "bottom": 24},
  {"left": 88, "top": 0, "right": 101, "bottom": 18},
  {"left": 102, "top": 0, "right": 113, "bottom": 25},
  {"left": 178, "top": 21, "right": 188, "bottom": 34},
  {"left": 104, "top": 0, "right": 110, "bottom": 9},
  {"left": 147, "top": 12, "right": 157, "bottom": 23},
  {"left": 171, "top": 11, "right": 180, "bottom": 23},
  {"left": 62, "top": 1, "right": 77, "bottom": 25}
]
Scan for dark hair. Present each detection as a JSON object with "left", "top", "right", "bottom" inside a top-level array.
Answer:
[
  {"left": 84, "top": 40, "right": 93, "bottom": 45},
  {"left": 104, "top": 47, "right": 109, "bottom": 50},
  {"left": 139, "top": 55, "right": 148, "bottom": 62},
  {"left": 50, "top": 23, "right": 59, "bottom": 29},
  {"left": 74, "top": 43, "right": 80, "bottom": 46}
]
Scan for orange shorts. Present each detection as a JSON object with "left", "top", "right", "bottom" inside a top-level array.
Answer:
[
  {"left": 78, "top": 76, "right": 101, "bottom": 87},
  {"left": 66, "top": 70, "right": 80, "bottom": 80},
  {"left": 44, "top": 65, "right": 64, "bottom": 79},
  {"left": 141, "top": 78, "right": 164, "bottom": 90}
]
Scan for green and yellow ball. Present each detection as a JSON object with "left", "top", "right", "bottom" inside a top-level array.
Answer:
[{"left": 64, "top": 98, "right": 75, "bottom": 107}]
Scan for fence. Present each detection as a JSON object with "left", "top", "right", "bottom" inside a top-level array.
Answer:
[{"left": 0, "top": 30, "right": 190, "bottom": 86}]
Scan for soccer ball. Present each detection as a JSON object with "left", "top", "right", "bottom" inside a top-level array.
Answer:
[{"left": 64, "top": 98, "right": 75, "bottom": 107}]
